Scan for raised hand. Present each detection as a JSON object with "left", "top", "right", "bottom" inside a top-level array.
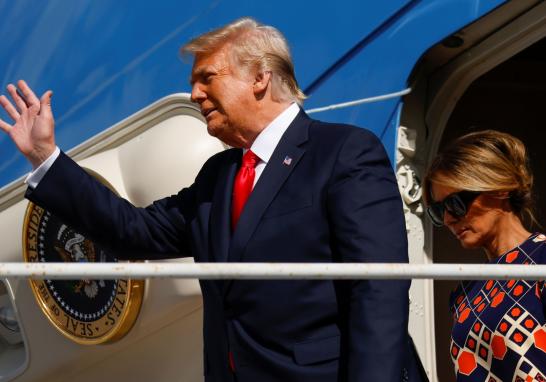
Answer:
[{"left": 0, "top": 80, "right": 56, "bottom": 168}]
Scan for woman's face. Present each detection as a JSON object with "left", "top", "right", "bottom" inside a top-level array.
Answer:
[{"left": 430, "top": 183, "right": 506, "bottom": 250}]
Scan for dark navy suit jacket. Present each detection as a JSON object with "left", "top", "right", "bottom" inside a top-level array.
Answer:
[{"left": 26, "top": 111, "right": 423, "bottom": 381}]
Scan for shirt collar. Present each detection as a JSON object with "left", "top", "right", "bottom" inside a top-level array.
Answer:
[{"left": 246, "top": 103, "right": 300, "bottom": 163}]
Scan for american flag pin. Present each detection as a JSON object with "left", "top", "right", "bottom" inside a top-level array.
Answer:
[{"left": 282, "top": 156, "right": 292, "bottom": 166}]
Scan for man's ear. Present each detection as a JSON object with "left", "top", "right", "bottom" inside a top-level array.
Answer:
[{"left": 253, "top": 71, "right": 271, "bottom": 96}]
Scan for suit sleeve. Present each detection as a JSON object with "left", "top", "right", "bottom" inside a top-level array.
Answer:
[
  {"left": 327, "top": 128, "right": 410, "bottom": 381},
  {"left": 25, "top": 151, "right": 200, "bottom": 259}
]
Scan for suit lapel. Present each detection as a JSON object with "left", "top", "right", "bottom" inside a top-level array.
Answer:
[
  {"left": 227, "top": 111, "right": 311, "bottom": 264},
  {"left": 210, "top": 149, "right": 240, "bottom": 263}
]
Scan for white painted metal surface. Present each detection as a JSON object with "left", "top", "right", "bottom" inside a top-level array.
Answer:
[{"left": 2, "top": 262, "right": 545, "bottom": 280}]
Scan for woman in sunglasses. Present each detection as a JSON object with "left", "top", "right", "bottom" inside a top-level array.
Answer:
[{"left": 423, "top": 130, "right": 546, "bottom": 381}]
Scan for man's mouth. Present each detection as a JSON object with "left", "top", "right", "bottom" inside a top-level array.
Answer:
[{"left": 202, "top": 108, "right": 216, "bottom": 119}]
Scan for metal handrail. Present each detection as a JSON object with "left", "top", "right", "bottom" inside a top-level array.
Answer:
[{"left": 2, "top": 262, "right": 546, "bottom": 280}]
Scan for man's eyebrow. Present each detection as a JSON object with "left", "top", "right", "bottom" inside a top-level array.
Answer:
[{"left": 189, "top": 67, "right": 214, "bottom": 85}]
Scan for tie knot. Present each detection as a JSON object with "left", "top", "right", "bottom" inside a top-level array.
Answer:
[{"left": 242, "top": 150, "right": 260, "bottom": 168}]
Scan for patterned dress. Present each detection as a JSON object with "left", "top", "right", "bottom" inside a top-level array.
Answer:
[{"left": 450, "top": 233, "right": 546, "bottom": 381}]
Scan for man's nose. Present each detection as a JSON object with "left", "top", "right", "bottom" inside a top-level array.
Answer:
[{"left": 191, "top": 83, "right": 206, "bottom": 103}]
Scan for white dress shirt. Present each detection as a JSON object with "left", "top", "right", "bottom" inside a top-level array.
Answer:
[
  {"left": 25, "top": 146, "right": 61, "bottom": 189},
  {"left": 25, "top": 103, "right": 300, "bottom": 189},
  {"left": 246, "top": 102, "right": 299, "bottom": 187}
]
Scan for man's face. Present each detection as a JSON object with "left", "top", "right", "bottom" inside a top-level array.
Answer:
[{"left": 190, "top": 46, "right": 256, "bottom": 148}]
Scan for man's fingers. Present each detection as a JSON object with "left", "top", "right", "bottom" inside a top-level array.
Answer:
[
  {"left": 0, "top": 94, "right": 20, "bottom": 122},
  {"left": 16, "top": 88, "right": 31, "bottom": 108},
  {"left": 0, "top": 118, "right": 12, "bottom": 134},
  {"left": 17, "top": 80, "right": 40, "bottom": 106},
  {"left": 39, "top": 90, "right": 54, "bottom": 118},
  {"left": 40, "top": 90, "right": 53, "bottom": 107},
  {"left": 6, "top": 84, "right": 28, "bottom": 113}
]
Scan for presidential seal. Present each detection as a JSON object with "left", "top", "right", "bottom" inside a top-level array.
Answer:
[{"left": 23, "top": 199, "right": 144, "bottom": 345}]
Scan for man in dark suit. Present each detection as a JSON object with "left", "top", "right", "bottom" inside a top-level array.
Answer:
[{"left": 0, "top": 17, "right": 423, "bottom": 382}]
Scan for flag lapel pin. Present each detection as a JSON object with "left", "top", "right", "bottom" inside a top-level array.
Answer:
[{"left": 282, "top": 156, "right": 292, "bottom": 166}]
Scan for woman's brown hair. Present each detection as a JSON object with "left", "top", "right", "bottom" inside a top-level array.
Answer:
[{"left": 423, "top": 130, "right": 536, "bottom": 226}]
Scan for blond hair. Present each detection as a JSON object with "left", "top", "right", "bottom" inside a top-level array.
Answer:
[
  {"left": 423, "top": 130, "right": 535, "bottom": 225},
  {"left": 181, "top": 17, "right": 305, "bottom": 105}
]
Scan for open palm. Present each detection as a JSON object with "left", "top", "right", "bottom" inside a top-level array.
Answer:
[{"left": 0, "top": 80, "right": 56, "bottom": 168}]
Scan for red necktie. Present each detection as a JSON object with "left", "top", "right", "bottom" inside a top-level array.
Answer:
[{"left": 231, "top": 150, "right": 260, "bottom": 228}]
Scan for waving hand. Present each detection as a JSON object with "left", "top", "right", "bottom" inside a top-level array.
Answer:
[{"left": 0, "top": 80, "right": 56, "bottom": 168}]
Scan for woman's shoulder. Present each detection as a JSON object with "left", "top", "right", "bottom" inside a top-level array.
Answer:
[{"left": 519, "top": 233, "right": 546, "bottom": 264}]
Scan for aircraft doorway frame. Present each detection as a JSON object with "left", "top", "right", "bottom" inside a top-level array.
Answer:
[{"left": 400, "top": 2, "right": 546, "bottom": 380}]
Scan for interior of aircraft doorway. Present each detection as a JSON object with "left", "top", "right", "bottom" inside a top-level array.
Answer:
[{"left": 432, "top": 36, "right": 546, "bottom": 381}]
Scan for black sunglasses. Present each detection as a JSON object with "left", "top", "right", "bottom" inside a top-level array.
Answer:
[{"left": 426, "top": 191, "right": 481, "bottom": 227}]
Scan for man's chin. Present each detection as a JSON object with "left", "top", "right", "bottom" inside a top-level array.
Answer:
[
  {"left": 206, "top": 126, "right": 232, "bottom": 146},
  {"left": 206, "top": 124, "right": 217, "bottom": 137},
  {"left": 205, "top": 124, "right": 244, "bottom": 147}
]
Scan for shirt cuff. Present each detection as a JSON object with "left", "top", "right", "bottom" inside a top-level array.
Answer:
[{"left": 25, "top": 146, "right": 61, "bottom": 189}]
